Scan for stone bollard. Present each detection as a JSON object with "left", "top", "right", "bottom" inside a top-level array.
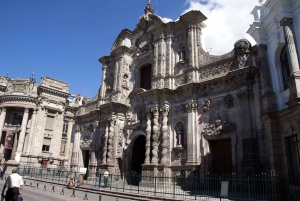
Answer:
[
  {"left": 99, "top": 194, "right": 102, "bottom": 201},
  {"left": 60, "top": 188, "right": 64, "bottom": 195},
  {"left": 83, "top": 192, "right": 88, "bottom": 200},
  {"left": 30, "top": 182, "right": 32, "bottom": 187},
  {"left": 43, "top": 185, "right": 46, "bottom": 191},
  {"left": 71, "top": 189, "right": 75, "bottom": 197},
  {"left": 51, "top": 186, "right": 55, "bottom": 193},
  {"left": 36, "top": 183, "right": 39, "bottom": 189}
]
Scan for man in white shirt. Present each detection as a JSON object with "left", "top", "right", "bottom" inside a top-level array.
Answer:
[
  {"left": 1, "top": 168, "right": 24, "bottom": 201},
  {"left": 104, "top": 169, "right": 109, "bottom": 187}
]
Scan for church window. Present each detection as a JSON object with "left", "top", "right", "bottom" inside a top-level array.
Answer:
[
  {"left": 280, "top": 46, "right": 290, "bottom": 90},
  {"left": 140, "top": 64, "right": 152, "bottom": 90}
]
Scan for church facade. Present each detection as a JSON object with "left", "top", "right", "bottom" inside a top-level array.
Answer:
[
  {"left": 70, "top": 1, "right": 268, "bottom": 178},
  {"left": 1, "top": 0, "right": 300, "bottom": 180}
]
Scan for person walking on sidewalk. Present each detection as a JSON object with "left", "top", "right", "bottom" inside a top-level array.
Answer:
[
  {"left": 104, "top": 169, "right": 109, "bottom": 187},
  {"left": 1, "top": 168, "right": 24, "bottom": 201}
]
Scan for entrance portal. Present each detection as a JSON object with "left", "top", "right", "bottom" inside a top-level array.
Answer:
[
  {"left": 211, "top": 139, "right": 232, "bottom": 175},
  {"left": 82, "top": 150, "right": 90, "bottom": 168},
  {"left": 131, "top": 135, "right": 146, "bottom": 174}
]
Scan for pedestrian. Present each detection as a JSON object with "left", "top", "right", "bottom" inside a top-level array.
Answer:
[
  {"left": 1, "top": 167, "right": 24, "bottom": 201},
  {"left": 94, "top": 169, "right": 100, "bottom": 187},
  {"left": 104, "top": 169, "right": 109, "bottom": 187}
]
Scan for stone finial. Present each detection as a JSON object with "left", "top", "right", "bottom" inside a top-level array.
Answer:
[{"left": 139, "top": 0, "right": 154, "bottom": 21}]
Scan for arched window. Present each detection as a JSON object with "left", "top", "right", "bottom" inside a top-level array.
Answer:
[
  {"left": 281, "top": 46, "right": 290, "bottom": 90},
  {"left": 140, "top": 64, "right": 152, "bottom": 90}
]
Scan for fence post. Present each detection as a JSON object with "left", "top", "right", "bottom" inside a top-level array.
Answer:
[
  {"left": 154, "top": 176, "right": 157, "bottom": 196},
  {"left": 173, "top": 177, "right": 175, "bottom": 198},
  {"left": 122, "top": 173, "right": 125, "bottom": 192},
  {"left": 138, "top": 175, "right": 140, "bottom": 194},
  {"left": 99, "top": 174, "right": 102, "bottom": 189},
  {"left": 247, "top": 177, "right": 250, "bottom": 200},
  {"left": 194, "top": 176, "right": 197, "bottom": 200}
]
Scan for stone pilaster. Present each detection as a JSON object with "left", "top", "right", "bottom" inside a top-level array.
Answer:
[
  {"left": 25, "top": 108, "right": 38, "bottom": 155},
  {"left": 185, "top": 100, "right": 198, "bottom": 165},
  {"left": 0, "top": 107, "right": 7, "bottom": 143},
  {"left": 160, "top": 102, "right": 169, "bottom": 165},
  {"left": 144, "top": 109, "right": 151, "bottom": 165},
  {"left": 107, "top": 117, "right": 116, "bottom": 165},
  {"left": 102, "top": 121, "right": 109, "bottom": 164},
  {"left": 151, "top": 105, "right": 159, "bottom": 165},
  {"left": 16, "top": 108, "right": 29, "bottom": 155},
  {"left": 257, "top": 45, "right": 277, "bottom": 113}
]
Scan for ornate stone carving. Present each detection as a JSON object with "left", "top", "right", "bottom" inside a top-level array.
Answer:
[
  {"left": 203, "top": 104, "right": 236, "bottom": 135},
  {"left": 75, "top": 93, "right": 82, "bottom": 104},
  {"left": 234, "top": 39, "right": 251, "bottom": 69},
  {"left": 185, "top": 99, "right": 197, "bottom": 112},
  {"left": 151, "top": 105, "right": 159, "bottom": 164},
  {"left": 199, "top": 62, "right": 232, "bottom": 80},
  {"left": 107, "top": 117, "right": 116, "bottom": 164},
  {"left": 144, "top": 109, "right": 151, "bottom": 164},
  {"left": 160, "top": 102, "right": 169, "bottom": 164},
  {"left": 102, "top": 121, "right": 109, "bottom": 164},
  {"left": 202, "top": 99, "right": 210, "bottom": 112}
]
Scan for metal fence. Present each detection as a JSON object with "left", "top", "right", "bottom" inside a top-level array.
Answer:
[{"left": 18, "top": 166, "right": 300, "bottom": 201}]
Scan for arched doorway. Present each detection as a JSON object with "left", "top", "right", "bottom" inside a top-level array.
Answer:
[{"left": 131, "top": 135, "right": 145, "bottom": 174}]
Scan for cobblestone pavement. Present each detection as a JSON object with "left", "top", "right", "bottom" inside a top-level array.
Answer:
[{"left": 0, "top": 179, "right": 136, "bottom": 201}]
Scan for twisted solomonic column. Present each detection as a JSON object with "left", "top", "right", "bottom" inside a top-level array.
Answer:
[
  {"left": 101, "top": 121, "right": 109, "bottom": 164},
  {"left": 107, "top": 117, "right": 116, "bottom": 165},
  {"left": 160, "top": 102, "right": 169, "bottom": 164},
  {"left": 144, "top": 109, "right": 152, "bottom": 164},
  {"left": 151, "top": 105, "right": 159, "bottom": 165}
]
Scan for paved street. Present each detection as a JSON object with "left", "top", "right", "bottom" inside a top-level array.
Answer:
[{"left": 0, "top": 179, "right": 134, "bottom": 201}]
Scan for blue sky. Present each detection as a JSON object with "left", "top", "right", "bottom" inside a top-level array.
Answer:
[{"left": 0, "top": 0, "right": 257, "bottom": 99}]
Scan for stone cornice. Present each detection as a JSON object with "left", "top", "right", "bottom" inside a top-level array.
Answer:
[
  {"left": 0, "top": 95, "right": 37, "bottom": 103},
  {"left": 38, "top": 86, "right": 70, "bottom": 98}
]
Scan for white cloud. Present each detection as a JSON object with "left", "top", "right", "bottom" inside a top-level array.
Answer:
[{"left": 183, "top": 0, "right": 257, "bottom": 55}]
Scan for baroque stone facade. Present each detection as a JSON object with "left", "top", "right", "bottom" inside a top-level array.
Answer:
[{"left": 71, "top": 1, "right": 269, "bottom": 178}]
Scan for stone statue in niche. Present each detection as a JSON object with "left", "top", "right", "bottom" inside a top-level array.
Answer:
[
  {"left": 122, "top": 74, "right": 129, "bottom": 90},
  {"left": 176, "top": 130, "right": 183, "bottom": 147},
  {"left": 203, "top": 99, "right": 211, "bottom": 112}
]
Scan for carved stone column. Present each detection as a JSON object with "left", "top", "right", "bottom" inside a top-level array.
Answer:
[
  {"left": 280, "top": 18, "right": 300, "bottom": 74},
  {"left": 280, "top": 18, "right": 300, "bottom": 100},
  {"left": 71, "top": 124, "right": 80, "bottom": 170},
  {"left": 160, "top": 102, "right": 169, "bottom": 165},
  {"left": 107, "top": 117, "right": 116, "bottom": 165},
  {"left": 144, "top": 109, "right": 151, "bottom": 165},
  {"left": 64, "top": 119, "right": 74, "bottom": 159},
  {"left": 16, "top": 108, "right": 29, "bottom": 155},
  {"left": 185, "top": 100, "right": 198, "bottom": 165},
  {"left": 25, "top": 108, "right": 38, "bottom": 155},
  {"left": 151, "top": 105, "right": 159, "bottom": 165},
  {"left": 101, "top": 121, "right": 109, "bottom": 165},
  {"left": 0, "top": 107, "right": 7, "bottom": 143}
]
